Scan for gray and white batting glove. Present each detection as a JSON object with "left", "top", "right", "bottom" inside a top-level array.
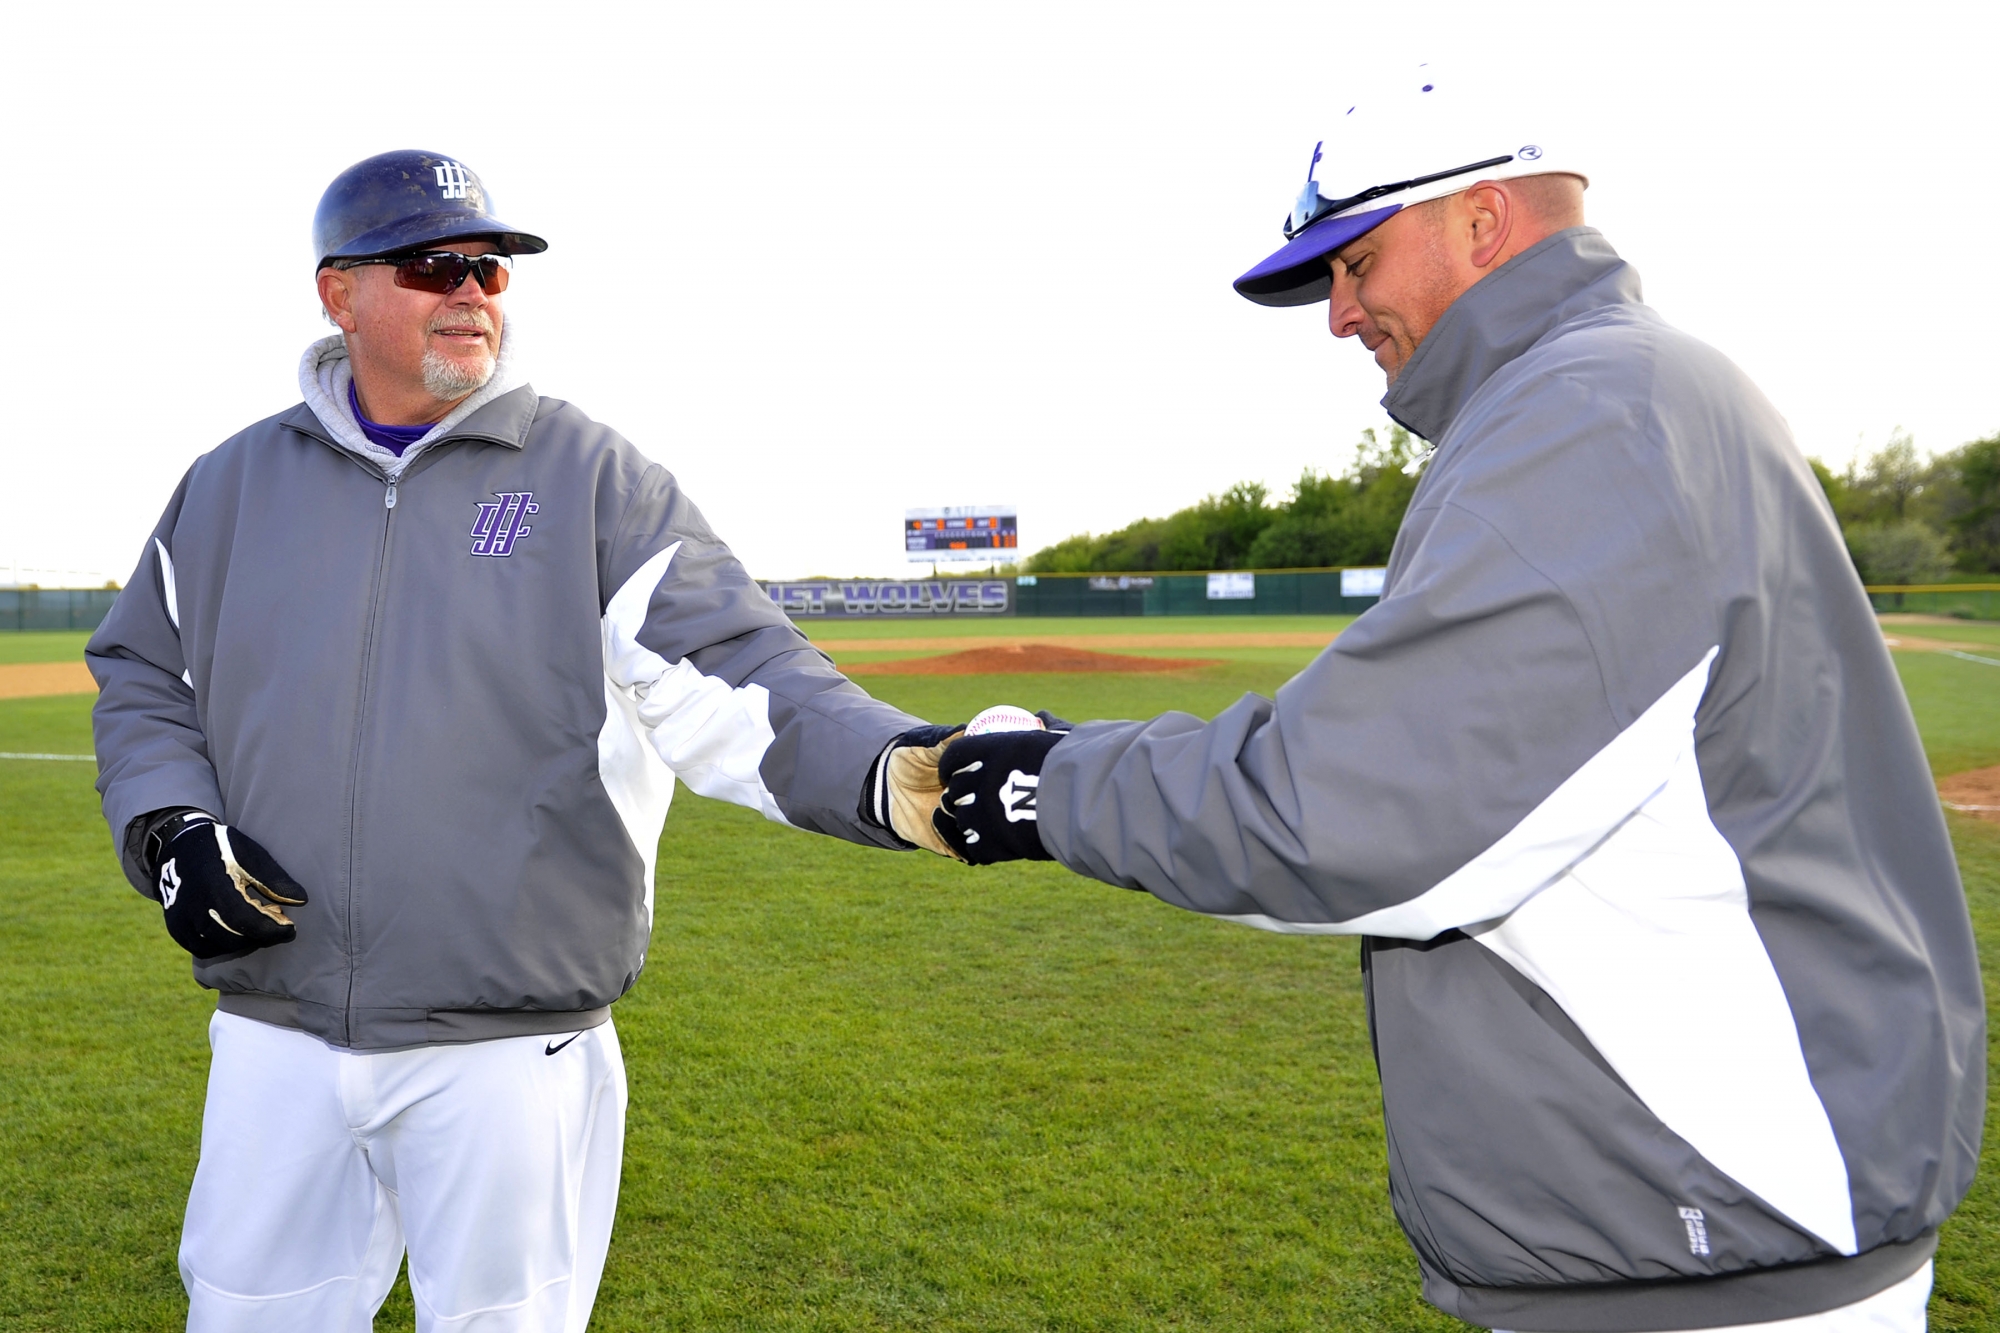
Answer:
[{"left": 143, "top": 810, "right": 308, "bottom": 959}]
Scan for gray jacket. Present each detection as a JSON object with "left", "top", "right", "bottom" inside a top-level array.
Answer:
[
  {"left": 1036, "top": 230, "right": 1982, "bottom": 1330},
  {"left": 90, "top": 355, "right": 920, "bottom": 1050}
]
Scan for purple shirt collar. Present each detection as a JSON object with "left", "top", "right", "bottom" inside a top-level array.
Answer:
[{"left": 348, "top": 381, "right": 434, "bottom": 457}]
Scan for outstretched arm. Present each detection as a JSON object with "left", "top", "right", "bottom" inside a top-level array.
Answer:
[
  {"left": 938, "top": 503, "right": 1713, "bottom": 941},
  {"left": 601, "top": 463, "right": 948, "bottom": 849}
]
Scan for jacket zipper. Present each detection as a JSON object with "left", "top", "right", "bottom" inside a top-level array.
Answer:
[{"left": 342, "top": 475, "right": 398, "bottom": 1042}]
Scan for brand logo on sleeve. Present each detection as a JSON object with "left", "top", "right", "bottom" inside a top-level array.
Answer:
[
  {"left": 1677, "top": 1206, "right": 1710, "bottom": 1256},
  {"left": 470, "top": 492, "right": 538, "bottom": 557},
  {"left": 158, "top": 859, "right": 181, "bottom": 908}
]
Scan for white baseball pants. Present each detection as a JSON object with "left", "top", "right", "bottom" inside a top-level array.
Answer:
[
  {"left": 180, "top": 1010, "right": 627, "bottom": 1333},
  {"left": 1500, "top": 1258, "right": 1933, "bottom": 1333}
]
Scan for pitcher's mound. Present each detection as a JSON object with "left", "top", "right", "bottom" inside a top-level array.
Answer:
[
  {"left": 1941, "top": 765, "right": 2000, "bottom": 824},
  {"left": 843, "top": 643, "right": 1221, "bottom": 676}
]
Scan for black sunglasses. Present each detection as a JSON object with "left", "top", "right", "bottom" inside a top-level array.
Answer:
[{"left": 332, "top": 250, "right": 513, "bottom": 295}]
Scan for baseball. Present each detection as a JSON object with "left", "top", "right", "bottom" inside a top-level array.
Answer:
[{"left": 964, "top": 705, "right": 1045, "bottom": 737}]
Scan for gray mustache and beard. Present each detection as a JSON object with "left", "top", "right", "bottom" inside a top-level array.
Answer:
[{"left": 421, "top": 307, "right": 498, "bottom": 399}]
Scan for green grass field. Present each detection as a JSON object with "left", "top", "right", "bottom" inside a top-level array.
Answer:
[
  {"left": 1881, "top": 620, "right": 2000, "bottom": 652},
  {"left": 1, "top": 629, "right": 1997, "bottom": 1329},
  {"left": 801, "top": 615, "right": 1353, "bottom": 672},
  {"left": 0, "top": 631, "right": 92, "bottom": 664},
  {"left": 1939, "top": 623, "right": 2000, "bottom": 651}
]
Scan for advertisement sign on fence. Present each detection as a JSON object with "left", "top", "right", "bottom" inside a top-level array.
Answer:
[
  {"left": 1340, "top": 567, "right": 1387, "bottom": 597},
  {"left": 905, "top": 506, "right": 1018, "bottom": 562},
  {"left": 1206, "top": 572, "right": 1255, "bottom": 600},
  {"left": 762, "top": 580, "right": 1013, "bottom": 617}
]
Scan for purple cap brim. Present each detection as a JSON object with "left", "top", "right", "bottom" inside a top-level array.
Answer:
[{"left": 1232, "top": 203, "right": 1402, "bottom": 307}]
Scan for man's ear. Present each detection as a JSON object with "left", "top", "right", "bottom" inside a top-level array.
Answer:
[
  {"left": 1463, "top": 182, "right": 1516, "bottom": 271},
  {"left": 316, "top": 267, "right": 358, "bottom": 333}
]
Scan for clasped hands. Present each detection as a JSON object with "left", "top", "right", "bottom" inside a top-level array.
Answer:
[{"left": 867, "top": 707, "right": 1070, "bottom": 865}]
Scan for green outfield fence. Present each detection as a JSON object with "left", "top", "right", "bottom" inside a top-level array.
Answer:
[
  {"left": 1013, "top": 572, "right": 2000, "bottom": 620},
  {"left": 1, "top": 588, "right": 120, "bottom": 631},
  {"left": 1013, "top": 569, "right": 1383, "bottom": 617},
  {"left": 5, "top": 580, "right": 1997, "bottom": 631},
  {"left": 1865, "top": 583, "right": 2000, "bottom": 619}
]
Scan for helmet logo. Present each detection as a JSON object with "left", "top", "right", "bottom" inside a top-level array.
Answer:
[
  {"left": 1518, "top": 145, "right": 1543, "bottom": 161},
  {"left": 433, "top": 161, "right": 482, "bottom": 205}
]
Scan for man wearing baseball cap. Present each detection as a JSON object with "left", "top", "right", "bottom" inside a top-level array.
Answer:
[
  {"left": 87, "top": 150, "right": 961, "bottom": 1331},
  {"left": 929, "top": 67, "right": 1981, "bottom": 1330}
]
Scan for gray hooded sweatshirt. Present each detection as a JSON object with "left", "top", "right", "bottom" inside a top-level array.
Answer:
[
  {"left": 89, "top": 341, "right": 922, "bottom": 1050},
  {"left": 1034, "top": 230, "right": 1982, "bottom": 1330}
]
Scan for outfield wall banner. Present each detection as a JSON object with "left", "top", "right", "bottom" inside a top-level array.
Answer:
[
  {"left": 762, "top": 580, "right": 1014, "bottom": 617},
  {"left": 1013, "top": 569, "right": 1375, "bottom": 616},
  {"left": 1340, "top": 567, "right": 1387, "bottom": 597},
  {"left": 1207, "top": 572, "right": 1255, "bottom": 600}
]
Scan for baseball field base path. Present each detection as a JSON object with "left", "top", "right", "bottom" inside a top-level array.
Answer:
[
  {"left": 0, "top": 616, "right": 1988, "bottom": 694},
  {"left": 0, "top": 662, "right": 95, "bottom": 700}
]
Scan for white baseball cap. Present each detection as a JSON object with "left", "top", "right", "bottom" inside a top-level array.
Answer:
[{"left": 1234, "top": 63, "right": 1586, "bottom": 307}]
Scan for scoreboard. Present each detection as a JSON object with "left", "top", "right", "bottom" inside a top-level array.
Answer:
[{"left": 905, "top": 506, "right": 1018, "bottom": 562}]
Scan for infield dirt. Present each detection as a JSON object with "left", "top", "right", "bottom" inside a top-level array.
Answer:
[
  {"left": 841, "top": 644, "right": 1222, "bottom": 676},
  {"left": 1942, "top": 765, "right": 2000, "bottom": 825},
  {"left": 0, "top": 617, "right": 1986, "bottom": 696},
  {"left": 816, "top": 631, "right": 1339, "bottom": 654},
  {"left": 0, "top": 662, "right": 94, "bottom": 700}
]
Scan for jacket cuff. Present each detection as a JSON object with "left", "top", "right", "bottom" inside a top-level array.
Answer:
[
  {"left": 121, "top": 806, "right": 214, "bottom": 898},
  {"left": 857, "top": 739, "right": 913, "bottom": 847}
]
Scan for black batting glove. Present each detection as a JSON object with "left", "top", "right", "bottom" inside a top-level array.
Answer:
[
  {"left": 931, "top": 729, "right": 1067, "bottom": 865},
  {"left": 145, "top": 811, "right": 308, "bottom": 959}
]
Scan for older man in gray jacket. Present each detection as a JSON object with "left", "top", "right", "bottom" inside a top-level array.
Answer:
[
  {"left": 89, "top": 151, "right": 951, "bottom": 1333},
  {"left": 930, "top": 70, "right": 1981, "bottom": 1331}
]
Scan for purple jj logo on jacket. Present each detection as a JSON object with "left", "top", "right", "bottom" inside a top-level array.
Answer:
[{"left": 471, "top": 492, "right": 537, "bottom": 557}]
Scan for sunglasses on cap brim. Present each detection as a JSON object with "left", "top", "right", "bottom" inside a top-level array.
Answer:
[
  {"left": 330, "top": 250, "right": 513, "bottom": 295},
  {"left": 1285, "top": 153, "right": 1516, "bottom": 240}
]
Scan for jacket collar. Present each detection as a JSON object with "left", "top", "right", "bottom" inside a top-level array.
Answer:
[
  {"left": 293, "top": 329, "right": 535, "bottom": 478},
  {"left": 1381, "top": 227, "right": 1642, "bottom": 443},
  {"left": 282, "top": 383, "right": 538, "bottom": 462}
]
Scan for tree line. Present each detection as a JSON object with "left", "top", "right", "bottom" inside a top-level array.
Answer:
[
  {"left": 1023, "top": 426, "right": 1424, "bottom": 573},
  {"left": 1022, "top": 424, "right": 2000, "bottom": 584},
  {"left": 1810, "top": 432, "right": 2000, "bottom": 584}
]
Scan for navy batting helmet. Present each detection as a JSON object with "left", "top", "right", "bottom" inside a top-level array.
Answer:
[{"left": 313, "top": 150, "right": 547, "bottom": 267}]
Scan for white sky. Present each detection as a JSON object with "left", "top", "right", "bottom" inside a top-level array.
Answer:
[{"left": 3, "top": 0, "right": 1995, "bottom": 583}]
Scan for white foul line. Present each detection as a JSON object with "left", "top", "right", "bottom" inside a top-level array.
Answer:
[
  {"left": 1944, "top": 650, "right": 2000, "bottom": 667},
  {"left": 0, "top": 752, "right": 95, "bottom": 762}
]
